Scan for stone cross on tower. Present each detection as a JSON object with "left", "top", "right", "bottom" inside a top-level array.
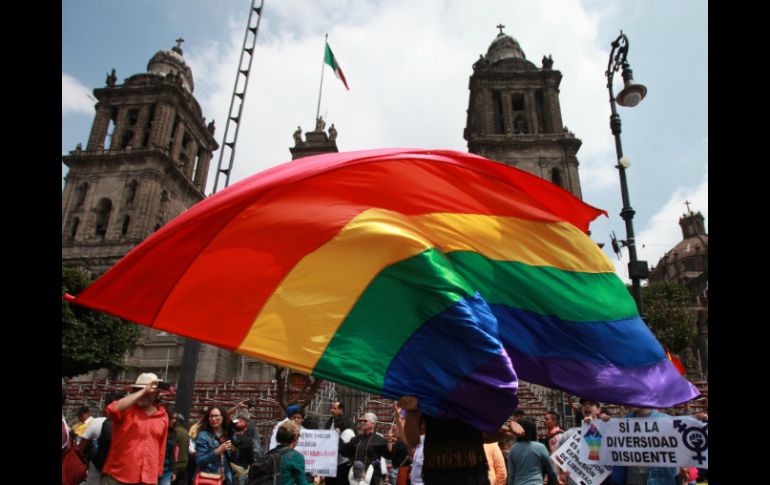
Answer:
[
  {"left": 175, "top": 37, "right": 185, "bottom": 49},
  {"left": 496, "top": 23, "right": 506, "bottom": 35},
  {"left": 684, "top": 200, "right": 692, "bottom": 214}
]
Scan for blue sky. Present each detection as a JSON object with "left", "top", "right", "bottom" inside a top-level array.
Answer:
[{"left": 62, "top": 0, "right": 707, "bottom": 282}]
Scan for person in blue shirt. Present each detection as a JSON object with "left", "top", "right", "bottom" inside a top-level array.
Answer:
[
  {"left": 196, "top": 406, "right": 238, "bottom": 485},
  {"left": 507, "top": 419, "right": 559, "bottom": 485}
]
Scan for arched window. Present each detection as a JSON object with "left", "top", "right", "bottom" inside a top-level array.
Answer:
[
  {"left": 120, "top": 130, "right": 135, "bottom": 148},
  {"left": 75, "top": 183, "right": 89, "bottom": 208},
  {"left": 94, "top": 198, "right": 113, "bottom": 238},
  {"left": 105, "top": 107, "right": 118, "bottom": 148},
  {"left": 551, "top": 168, "right": 563, "bottom": 188},
  {"left": 168, "top": 115, "right": 180, "bottom": 152},
  {"left": 126, "top": 180, "right": 139, "bottom": 206},
  {"left": 121, "top": 215, "right": 130, "bottom": 236},
  {"left": 513, "top": 114, "right": 529, "bottom": 134},
  {"left": 159, "top": 190, "right": 170, "bottom": 220},
  {"left": 492, "top": 92, "right": 505, "bottom": 134},
  {"left": 128, "top": 109, "right": 140, "bottom": 126},
  {"left": 70, "top": 217, "right": 80, "bottom": 239}
]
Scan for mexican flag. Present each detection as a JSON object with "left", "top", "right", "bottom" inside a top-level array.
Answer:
[{"left": 325, "top": 42, "right": 349, "bottom": 90}]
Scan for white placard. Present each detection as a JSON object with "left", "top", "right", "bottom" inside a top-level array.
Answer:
[
  {"left": 296, "top": 429, "right": 339, "bottom": 477},
  {"left": 552, "top": 431, "right": 612, "bottom": 485},
  {"left": 579, "top": 416, "right": 708, "bottom": 469}
]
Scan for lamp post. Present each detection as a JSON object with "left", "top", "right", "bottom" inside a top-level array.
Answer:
[{"left": 606, "top": 31, "right": 649, "bottom": 314}]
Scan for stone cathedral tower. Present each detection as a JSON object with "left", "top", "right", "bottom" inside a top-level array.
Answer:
[
  {"left": 464, "top": 27, "right": 584, "bottom": 199},
  {"left": 62, "top": 41, "right": 218, "bottom": 274},
  {"left": 61, "top": 41, "right": 249, "bottom": 383}
]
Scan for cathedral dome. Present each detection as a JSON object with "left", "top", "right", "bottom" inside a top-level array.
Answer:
[
  {"left": 485, "top": 32, "right": 527, "bottom": 64},
  {"left": 147, "top": 42, "right": 194, "bottom": 93},
  {"left": 650, "top": 211, "right": 708, "bottom": 281}
]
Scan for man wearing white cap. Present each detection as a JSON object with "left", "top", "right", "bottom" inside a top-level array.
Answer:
[{"left": 100, "top": 373, "right": 169, "bottom": 485}]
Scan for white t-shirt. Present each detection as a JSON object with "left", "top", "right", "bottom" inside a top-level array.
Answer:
[
  {"left": 82, "top": 417, "right": 107, "bottom": 441},
  {"left": 340, "top": 428, "right": 356, "bottom": 444},
  {"left": 410, "top": 435, "right": 425, "bottom": 485},
  {"left": 268, "top": 419, "right": 306, "bottom": 451},
  {"left": 81, "top": 417, "right": 108, "bottom": 485}
]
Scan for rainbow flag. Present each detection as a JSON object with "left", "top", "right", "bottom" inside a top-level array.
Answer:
[{"left": 68, "top": 148, "right": 699, "bottom": 432}]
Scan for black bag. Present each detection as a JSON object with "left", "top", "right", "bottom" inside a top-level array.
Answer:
[
  {"left": 247, "top": 446, "right": 292, "bottom": 485},
  {"left": 90, "top": 418, "right": 113, "bottom": 472}
]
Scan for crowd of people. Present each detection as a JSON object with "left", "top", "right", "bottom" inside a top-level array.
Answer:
[{"left": 62, "top": 374, "right": 708, "bottom": 485}]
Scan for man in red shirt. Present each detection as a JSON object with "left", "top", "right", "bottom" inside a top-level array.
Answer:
[
  {"left": 101, "top": 373, "right": 169, "bottom": 485},
  {"left": 542, "top": 411, "right": 564, "bottom": 454}
]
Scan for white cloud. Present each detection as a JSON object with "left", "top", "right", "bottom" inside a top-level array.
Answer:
[{"left": 62, "top": 73, "right": 95, "bottom": 115}]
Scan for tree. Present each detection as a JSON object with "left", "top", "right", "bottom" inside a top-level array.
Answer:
[
  {"left": 62, "top": 266, "right": 143, "bottom": 378},
  {"left": 642, "top": 281, "right": 694, "bottom": 354}
]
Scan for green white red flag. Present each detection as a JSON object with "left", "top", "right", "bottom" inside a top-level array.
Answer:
[{"left": 324, "top": 42, "right": 349, "bottom": 90}]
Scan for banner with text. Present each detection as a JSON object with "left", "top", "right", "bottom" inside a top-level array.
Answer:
[
  {"left": 579, "top": 416, "right": 708, "bottom": 468},
  {"left": 552, "top": 431, "right": 612, "bottom": 485},
  {"left": 296, "top": 429, "right": 339, "bottom": 477}
]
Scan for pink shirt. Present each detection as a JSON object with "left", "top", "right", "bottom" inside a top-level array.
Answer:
[{"left": 102, "top": 401, "right": 168, "bottom": 484}]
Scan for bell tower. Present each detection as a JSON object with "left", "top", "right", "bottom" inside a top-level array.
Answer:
[
  {"left": 464, "top": 26, "right": 584, "bottom": 198},
  {"left": 62, "top": 41, "right": 218, "bottom": 276}
]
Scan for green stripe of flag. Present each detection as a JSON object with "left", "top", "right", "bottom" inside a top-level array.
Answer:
[
  {"left": 447, "top": 251, "right": 639, "bottom": 322},
  {"left": 313, "top": 248, "right": 471, "bottom": 391},
  {"left": 324, "top": 43, "right": 339, "bottom": 70}
]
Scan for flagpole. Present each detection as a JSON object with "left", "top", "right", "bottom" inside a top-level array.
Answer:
[{"left": 315, "top": 33, "right": 328, "bottom": 123}]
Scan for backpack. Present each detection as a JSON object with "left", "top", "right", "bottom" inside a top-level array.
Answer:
[
  {"left": 90, "top": 418, "right": 112, "bottom": 471},
  {"left": 247, "top": 446, "right": 292, "bottom": 485}
]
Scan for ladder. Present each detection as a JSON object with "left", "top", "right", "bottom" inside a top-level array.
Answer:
[{"left": 212, "top": 0, "right": 265, "bottom": 193}]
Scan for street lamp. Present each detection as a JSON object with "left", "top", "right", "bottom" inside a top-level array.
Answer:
[{"left": 606, "top": 31, "right": 649, "bottom": 314}]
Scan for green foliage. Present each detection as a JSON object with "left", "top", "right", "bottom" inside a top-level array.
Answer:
[
  {"left": 62, "top": 266, "right": 143, "bottom": 378},
  {"left": 642, "top": 281, "right": 693, "bottom": 354}
]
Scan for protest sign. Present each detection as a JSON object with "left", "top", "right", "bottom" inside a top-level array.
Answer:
[
  {"left": 295, "top": 429, "right": 339, "bottom": 477},
  {"left": 552, "top": 431, "right": 612, "bottom": 485},
  {"left": 579, "top": 416, "right": 708, "bottom": 468}
]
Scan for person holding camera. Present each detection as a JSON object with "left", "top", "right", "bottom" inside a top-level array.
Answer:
[
  {"left": 230, "top": 408, "right": 262, "bottom": 485},
  {"left": 195, "top": 405, "right": 239, "bottom": 485},
  {"left": 100, "top": 373, "right": 170, "bottom": 485}
]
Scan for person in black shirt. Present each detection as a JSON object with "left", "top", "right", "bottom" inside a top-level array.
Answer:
[
  {"left": 342, "top": 413, "right": 393, "bottom": 485},
  {"left": 324, "top": 400, "right": 346, "bottom": 431}
]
